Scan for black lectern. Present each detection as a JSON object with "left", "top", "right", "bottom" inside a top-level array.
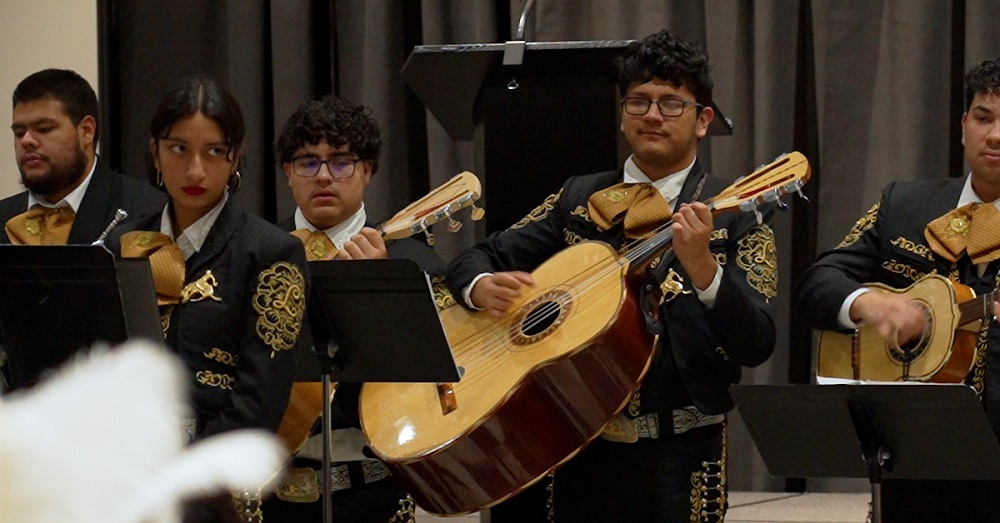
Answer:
[
  {"left": 0, "top": 245, "right": 161, "bottom": 389},
  {"left": 732, "top": 384, "right": 1000, "bottom": 522},
  {"left": 403, "top": 40, "right": 733, "bottom": 236},
  {"left": 302, "top": 258, "right": 459, "bottom": 522}
]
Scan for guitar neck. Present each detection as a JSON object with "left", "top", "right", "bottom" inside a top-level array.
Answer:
[
  {"left": 622, "top": 152, "right": 809, "bottom": 277},
  {"left": 959, "top": 289, "right": 1000, "bottom": 325},
  {"left": 622, "top": 201, "right": 722, "bottom": 277}
]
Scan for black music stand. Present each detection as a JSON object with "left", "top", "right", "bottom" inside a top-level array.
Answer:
[
  {"left": 731, "top": 384, "right": 1000, "bottom": 523},
  {"left": 0, "top": 245, "right": 161, "bottom": 390},
  {"left": 302, "top": 258, "right": 460, "bottom": 522}
]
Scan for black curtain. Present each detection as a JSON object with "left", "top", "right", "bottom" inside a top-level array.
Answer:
[{"left": 98, "top": 0, "right": 1000, "bottom": 495}]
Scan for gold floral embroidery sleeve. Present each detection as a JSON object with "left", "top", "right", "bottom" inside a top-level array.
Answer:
[{"left": 253, "top": 261, "right": 307, "bottom": 357}]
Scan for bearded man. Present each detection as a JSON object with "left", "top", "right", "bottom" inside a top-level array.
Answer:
[{"left": 0, "top": 69, "right": 164, "bottom": 245}]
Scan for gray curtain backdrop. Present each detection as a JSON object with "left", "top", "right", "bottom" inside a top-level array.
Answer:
[{"left": 105, "top": 0, "right": 1000, "bottom": 494}]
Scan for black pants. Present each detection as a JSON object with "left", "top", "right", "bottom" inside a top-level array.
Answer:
[{"left": 490, "top": 424, "right": 725, "bottom": 523}]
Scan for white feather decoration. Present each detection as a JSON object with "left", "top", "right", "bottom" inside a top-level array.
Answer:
[{"left": 0, "top": 340, "right": 285, "bottom": 523}]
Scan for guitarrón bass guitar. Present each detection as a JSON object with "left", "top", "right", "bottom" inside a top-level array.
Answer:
[
  {"left": 816, "top": 273, "right": 988, "bottom": 383},
  {"left": 274, "top": 171, "right": 482, "bottom": 453},
  {"left": 360, "top": 152, "right": 811, "bottom": 515}
]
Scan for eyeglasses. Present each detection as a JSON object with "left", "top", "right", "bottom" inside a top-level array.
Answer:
[
  {"left": 620, "top": 97, "right": 703, "bottom": 117},
  {"left": 289, "top": 156, "right": 363, "bottom": 178}
]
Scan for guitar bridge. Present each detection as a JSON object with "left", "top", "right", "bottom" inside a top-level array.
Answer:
[{"left": 437, "top": 383, "right": 457, "bottom": 415}]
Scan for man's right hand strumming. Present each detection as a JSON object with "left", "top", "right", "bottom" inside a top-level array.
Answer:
[
  {"left": 849, "top": 291, "right": 928, "bottom": 348},
  {"left": 470, "top": 271, "right": 535, "bottom": 318}
]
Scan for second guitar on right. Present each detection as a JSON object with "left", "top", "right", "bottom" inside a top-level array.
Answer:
[{"left": 816, "top": 273, "right": 992, "bottom": 382}]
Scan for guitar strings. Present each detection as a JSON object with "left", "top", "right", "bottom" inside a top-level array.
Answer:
[
  {"left": 445, "top": 199, "right": 714, "bottom": 375},
  {"left": 444, "top": 220, "right": 681, "bottom": 378}
]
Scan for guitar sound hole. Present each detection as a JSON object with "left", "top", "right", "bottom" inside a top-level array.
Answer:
[
  {"left": 509, "top": 288, "right": 573, "bottom": 347},
  {"left": 522, "top": 302, "right": 560, "bottom": 336},
  {"left": 888, "top": 301, "right": 932, "bottom": 364}
]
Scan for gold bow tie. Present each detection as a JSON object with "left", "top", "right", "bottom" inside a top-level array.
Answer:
[
  {"left": 120, "top": 231, "right": 186, "bottom": 305},
  {"left": 587, "top": 183, "right": 673, "bottom": 239},
  {"left": 924, "top": 202, "right": 1000, "bottom": 264},
  {"left": 5, "top": 206, "right": 76, "bottom": 245},
  {"left": 290, "top": 229, "right": 338, "bottom": 261}
]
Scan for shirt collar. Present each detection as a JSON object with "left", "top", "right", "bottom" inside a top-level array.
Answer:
[
  {"left": 293, "top": 203, "right": 367, "bottom": 249},
  {"left": 26, "top": 158, "right": 97, "bottom": 212},
  {"left": 958, "top": 173, "right": 1000, "bottom": 212},
  {"left": 623, "top": 155, "right": 696, "bottom": 209},
  {"left": 160, "top": 191, "right": 229, "bottom": 260}
]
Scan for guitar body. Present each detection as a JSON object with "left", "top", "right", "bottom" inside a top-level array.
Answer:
[
  {"left": 359, "top": 241, "right": 656, "bottom": 515},
  {"left": 275, "top": 383, "right": 334, "bottom": 453},
  {"left": 816, "top": 274, "right": 979, "bottom": 382}
]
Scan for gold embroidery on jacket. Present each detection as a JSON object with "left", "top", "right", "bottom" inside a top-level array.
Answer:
[
  {"left": 714, "top": 252, "right": 727, "bottom": 266},
  {"left": 969, "top": 269, "right": 1000, "bottom": 397},
  {"left": 837, "top": 202, "right": 880, "bottom": 248},
  {"left": 709, "top": 229, "right": 728, "bottom": 241},
  {"left": 881, "top": 260, "right": 925, "bottom": 282},
  {"left": 181, "top": 270, "right": 223, "bottom": 304},
  {"left": 563, "top": 228, "right": 585, "bottom": 246},
  {"left": 971, "top": 321, "right": 989, "bottom": 398},
  {"left": 196, "top": 370, "right": 235, "bottom": 390},
  {"left": 660, "top": 268, "right": 692, "bottom": 304},
  {"left": 735, "top": 225, "right": 778, "bottom": 300},
  {"left": 388, "top": 495, "right": 417, "bottom": 523},
  {"left": 570, "top": 205, "right": 593, "bottom": 222},
  {"left": 890, "top": 237, "right": 935, "bottom": 261},
  {"left": 253, "top": 262, "right": 306, "bottom": 356},
  {"left": 510, "top": 189, "right": 562, "bottom": 229},
  {"left": 627, "top": 391, "right": 641, "bottom": 417},
  {"left": 160, "top": 305, "right": 173, "bottom": 338},
  {"left": 204, "top": 348, "right": 238, "bottom": 366},
  {"left": 430, "top": 276, "right": 456, "bottom": 311}
]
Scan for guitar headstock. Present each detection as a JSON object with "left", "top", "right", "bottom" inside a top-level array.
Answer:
[
  {"left": 379, "top": 171, "right": 483, "bottom": 241},
  {"left": 708, "top": 151, "right": 811, "bottom": 217}
]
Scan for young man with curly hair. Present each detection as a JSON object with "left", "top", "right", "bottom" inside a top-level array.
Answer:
[
  {"left": 445, "top": 29, "right": 778, "bottom": 523},
  {"left": 262, "top": 95, "right": 444, "bottom": 523}
]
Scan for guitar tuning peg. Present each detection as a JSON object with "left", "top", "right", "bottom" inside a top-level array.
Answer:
[
  {"left": 447, "top": 217, "right": 463, "bottom": 233},
  {"left": 776, "top": 200, "right": 789, "bottom": 210},
  {"left": 425, "top": 230, "right": 435, "bottom": 246},
  {"left": 795, "top": 188, "right": 810, "bottom": 202},
  {"left": 754, "top": 209, "right": 763, "bottom": 225},
  {"left": 471, "top": 206, "right": 485, "bottom": 221}
]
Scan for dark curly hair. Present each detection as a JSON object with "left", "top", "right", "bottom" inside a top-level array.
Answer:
[
  {"left": 965, "top": 57, "right": 1000, "bottom": 111},
  {"left": 274, "top": 95, "right": 381, "bottom": 174},
  {"left": 617, "top": 30, "right": 713, "bottom": 108}
]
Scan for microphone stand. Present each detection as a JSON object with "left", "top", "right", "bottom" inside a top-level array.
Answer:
[{"left": 92, "top": 208, "right": 128, "bottom": 247}]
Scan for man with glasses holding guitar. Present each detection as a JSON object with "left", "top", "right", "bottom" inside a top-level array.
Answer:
[
  {"left": 262, "top": 94, "right": 446, "bottom": 523},
  {"left": 444, "top": 29, "right": 779, "bottom": 523},
  {"left": 795, "top": 58, "right": 1000, "bottom": 522}
]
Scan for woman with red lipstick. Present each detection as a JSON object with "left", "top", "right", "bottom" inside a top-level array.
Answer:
[{"left": 111, "top": 78, "right": 308, "bottom": 522}]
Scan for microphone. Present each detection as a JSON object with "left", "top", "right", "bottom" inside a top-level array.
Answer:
[
  {"left": 92, "top": 208, "right": 129, "bottom": 246},
  {"left": 503, "top": 0, "right": 536, "bottom": 89}
]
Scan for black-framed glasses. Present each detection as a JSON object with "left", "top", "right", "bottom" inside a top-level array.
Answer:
[
  {"left": 290, "top": 156, "right": 363, "bottom": 178},
  {"left": 620, "top": 97, "right": 703, "bottom": 117}
]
